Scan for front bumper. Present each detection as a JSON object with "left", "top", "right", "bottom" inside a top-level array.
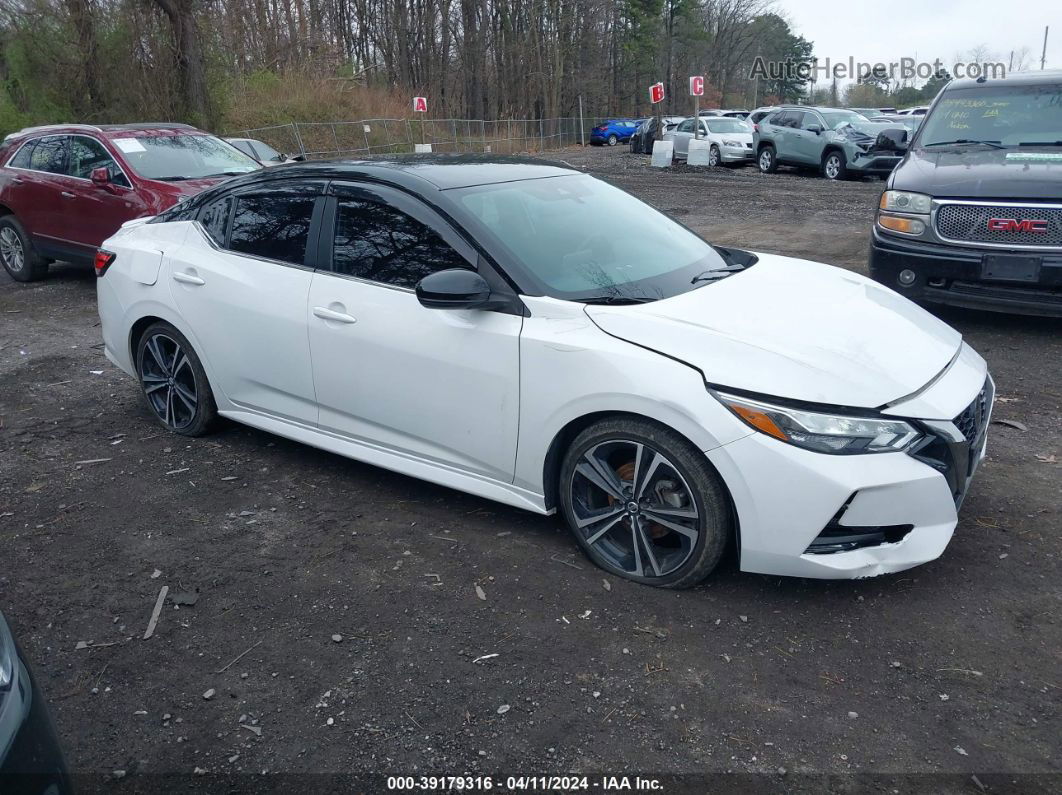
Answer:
[
  {"left": 849, "top": 150, "right": 902, "bottom": 174},
  {"left": 707, "top": 368, "right": 991, "bottom": 579},
  {"left": 869, "top": 227, "right": 1062, "bottom": 316},
  {"left": 720, "top": 144, "right": 753, "bottom": 162}
]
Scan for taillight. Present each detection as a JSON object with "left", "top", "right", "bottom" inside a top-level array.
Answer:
[
  {"left": 94, "top": 249, "right": 116, "bottom": 277},
  {"left": 753, "top": 123, "right": 759, "bottom": 133},
  {"left": 595, "top": 125, "right": 608, "bottom": 132}
]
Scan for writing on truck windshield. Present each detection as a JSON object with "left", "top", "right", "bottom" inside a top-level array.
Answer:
[{"left": 919, "top": 84, "right": 1062, "bottom": 147}]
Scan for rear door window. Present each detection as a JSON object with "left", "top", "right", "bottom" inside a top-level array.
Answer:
[
  {"left": 7, "top": 140, "right": 36, "bottom": 169},
  {"left": 227, "top": 186, "right": 319, "bottom": 266},
  {"left": 28, "top": 136, "right": 68, "bottom": 174}
]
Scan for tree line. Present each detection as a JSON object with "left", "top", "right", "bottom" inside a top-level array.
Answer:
[{"left": 0, "top": 0, "right": 815, "bottom": 134}]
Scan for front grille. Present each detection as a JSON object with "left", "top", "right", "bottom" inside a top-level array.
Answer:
[
  {"left": 954, "top": 379, "right": 992, "bottom": 444},
  {"left": 910, "top": 377, "right": 994, "bottom": 506},
  {"left": 936, "top": 203, "right": 1062, "bottom": 247}
]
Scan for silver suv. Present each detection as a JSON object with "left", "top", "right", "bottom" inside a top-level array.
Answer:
[{"left": 754, "top": 107, "right": 908, "bottom": 180}]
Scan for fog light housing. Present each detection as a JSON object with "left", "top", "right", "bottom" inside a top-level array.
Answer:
[{"left": 898, "top": 269, "right": 917, "bottom": 286}]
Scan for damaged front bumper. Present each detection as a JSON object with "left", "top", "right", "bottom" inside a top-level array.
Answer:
[{"left": 705, "top": 349, "right": 991, "bottom": 579}]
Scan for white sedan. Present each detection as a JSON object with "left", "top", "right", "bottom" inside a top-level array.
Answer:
[
  {"left": 96, "top": 158, "right": 992, "bottom": 587},
  {"left": 665, "top": 117, "right": 754, "bottom": 165}
]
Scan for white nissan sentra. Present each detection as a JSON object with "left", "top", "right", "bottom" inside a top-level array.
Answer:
[{"left": 96, "top": 157, "right": 993, "bottom": 588}]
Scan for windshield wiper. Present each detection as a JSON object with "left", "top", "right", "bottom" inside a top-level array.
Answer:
[
  {"left": 579, "top": 295, "right": 657, "bottom": 305},
  {"left": 923, "top": 139, "right": 1005, "bottom": 149},
  {"left": 690, "top": 264, "right": 746, "bottom": 284},
  {"left": 154, "top": 175, "right": 195, "bottom": 181},
  {"left": 1016, "top": 141, "right": 1062, "bottom": 146}
]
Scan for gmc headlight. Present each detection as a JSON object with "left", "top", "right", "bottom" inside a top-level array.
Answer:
[
  {"left": 714, "top": 391, "right": 922, "bottom": 455},
  {"left": 879, "top": 190, "right": 931, "bottom": 214}
]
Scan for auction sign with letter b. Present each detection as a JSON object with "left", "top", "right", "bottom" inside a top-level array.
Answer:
[{"left": 649, "top": 83, "right": 665, "bottom": 104}]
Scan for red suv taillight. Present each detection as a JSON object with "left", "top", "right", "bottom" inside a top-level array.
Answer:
[{"left": 94, "top": 250, "right": 116, "bottom": 277}]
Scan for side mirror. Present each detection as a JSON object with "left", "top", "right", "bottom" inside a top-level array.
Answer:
[
  {"left": 90, "top": 167, "right": 111, "bottom": 186},
  {"left": 416, "top": 269, "right": 494, "bottom": 310},
  {"left": 291, "top": 154, "right": 306, "bottom": 162},
  {"left": 806, "top": 124, "right": 823, "bottom": 135}
]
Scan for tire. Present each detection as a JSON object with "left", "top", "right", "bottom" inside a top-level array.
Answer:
[
  {"left": 757, "top": 145, "right": 778, "bottom": 173},
  {"left": 135, "top": 321, "right": 217, "bottom": 437},
  {"left": 822, "top": 150, "right": 848, "bottom": 180},
  {"left": 559, "top": 417, "right": 732, "bottom": 589},
  {"left": 607, "top": 134, "right": 618, "bottom": 146},
  {"left": 0, "top": 215, "right": 49, "bottom": 282},
  {"left": 709, "top": 145, "right": 721, "bottom": 167}
]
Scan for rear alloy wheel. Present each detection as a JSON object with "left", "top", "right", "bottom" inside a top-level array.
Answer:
[
  {"left": 758, "top": 145, "right": 777, "bottom": 173},
  {"left": 823, "top": 151, "right": 848, "bottom": 180},
  {"left": 709, "top": 145, "right": 721, "bottom": 167},
  {"left": 0, "top": 216, "right": 49, "bottom": 282},
  {"left": 607, "top": 133, "right": 618, "bottom": 146},
  {"left": 136, "top": 322, "right": 217, "bottom": 436},
  {"left": 559, "top": 418, "right": 731, "bottom": 588}
]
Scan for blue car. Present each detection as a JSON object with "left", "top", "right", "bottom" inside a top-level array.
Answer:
[{"left": 590, "top": 119, "right": 639, "bottom": 146}]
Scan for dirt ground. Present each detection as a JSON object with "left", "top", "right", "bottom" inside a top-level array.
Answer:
[{"left": 1, "top": 145, "right": 1060, "bottom": 793}]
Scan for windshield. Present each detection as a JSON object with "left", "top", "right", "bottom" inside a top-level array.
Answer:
[
  {"left": 453, "top": 174, "right": 736, "bottom": 302},
  {"left": 706, "top": 119, "right": 749, "bottom": 134},
  {"left": 253, "top": 140, "right": 285, "bottom": 161},
  {"left": 820, "top": 110, "right": 869, "bottom": 129},
  {"left": 113, "top": 134, "right": 261, "bottom": 180},
  {"left": 918, "top": 83, "right": 1062, "bottom": 147},
  {"left": 854, "top": 108, "right": 884, "bottom": 118}
]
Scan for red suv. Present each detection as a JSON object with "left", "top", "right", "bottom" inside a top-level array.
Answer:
[{"left": 0, "top": 123, "right": 262, "bottom": 281}]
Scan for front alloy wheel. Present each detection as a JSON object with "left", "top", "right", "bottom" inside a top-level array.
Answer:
[
  {"left": 709, "top": 145, "right": 721, "bottom": 167},
  {"left": 560, "top": 418, "right": 731, "bottom": 588},
  {"left": 823, "top": 151, "right": 847, "bottom": 180}
]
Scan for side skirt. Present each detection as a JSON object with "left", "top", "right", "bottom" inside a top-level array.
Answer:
[{"left": 220, "top": 408, "right": 550, "bottom": 515}]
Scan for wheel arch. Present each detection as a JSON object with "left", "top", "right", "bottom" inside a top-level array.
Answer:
[
  {"left": 541, "top": 410, "right": 734, "bottom": 514},
  {"left": 821, "top": 145, "right": 845, "bottom": 164},
  {"left": 124, "top": 309, "right": 221, "bottom": 403},
  {"left": 0, "top": 202, "right": 13, "bottom": 217}
]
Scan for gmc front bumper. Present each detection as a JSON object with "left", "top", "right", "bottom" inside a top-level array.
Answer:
[{"left": 869, "top": 227, "right": 1062, "bottom": 317}]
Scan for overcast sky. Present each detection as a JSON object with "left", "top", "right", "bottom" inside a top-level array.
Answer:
[{"left": 774, "top": 0, "right": 1062, "bottom": 87}]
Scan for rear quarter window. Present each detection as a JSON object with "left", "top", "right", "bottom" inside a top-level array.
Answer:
[{"left": 6, "top": 140, "right": 35, "bottom": 169}]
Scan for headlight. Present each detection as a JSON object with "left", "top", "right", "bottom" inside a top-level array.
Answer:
[
  {"left": 722, "top": 139, "right": 741, "bottom": 147},
  {"left": 714, "top": 391, "right": 922, "bottom": 455},
  {"left": 879, "top": 190, "right": 931, "bottom": 214}
]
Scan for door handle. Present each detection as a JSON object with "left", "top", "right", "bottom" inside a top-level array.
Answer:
[
  {"left": 173, "top": 271, "right": 205, "bottom": 286},
  {"left": 61, "top": 191, "right": 76, "bottom": 199},
  {"left": 313, "top": 306, "right": 357, "bottom": 324},
  {"left": 12, "top": 177, "right": 23, "bottom": 184}
]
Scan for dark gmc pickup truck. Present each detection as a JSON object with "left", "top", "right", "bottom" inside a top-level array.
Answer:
[{"left": 870, "top": 71, "right": 1062, "bottom": 316}]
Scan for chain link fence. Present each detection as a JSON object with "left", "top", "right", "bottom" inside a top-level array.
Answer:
[{"left": 225, "top": 117, "right": 627, "bottom": 159}]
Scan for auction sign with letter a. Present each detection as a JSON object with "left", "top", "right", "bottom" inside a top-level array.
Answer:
[{"left": 412, "top": 96, "right": 428, "bottom": 113}]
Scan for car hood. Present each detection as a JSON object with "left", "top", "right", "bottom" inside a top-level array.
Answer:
[
  {"left": 891, "top": 146, "right": 1062, "bottom": 198},
  {"left": 146, "top": 176, "right": 229, "bottom": 198},
  {"left": 584, "top": 253, "right": 961, "bottom": 409}
]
